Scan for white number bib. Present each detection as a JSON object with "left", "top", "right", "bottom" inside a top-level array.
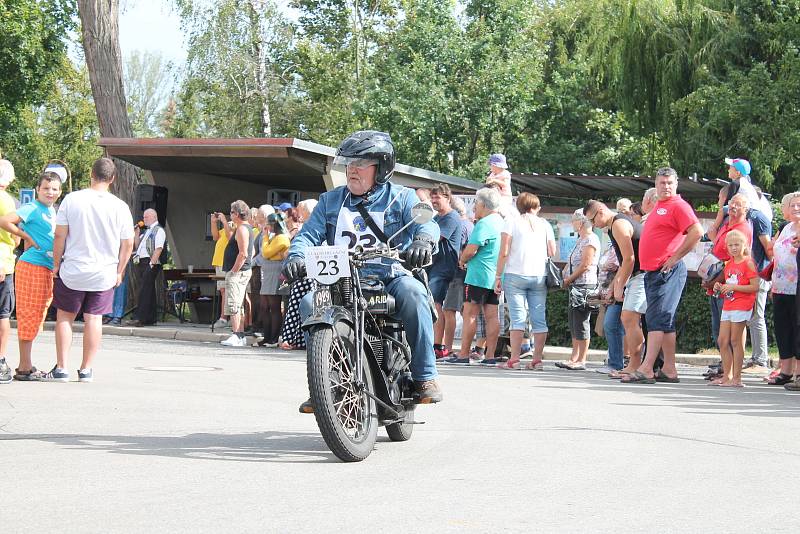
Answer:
[
  {"left": 305, "top": 246, "right": 350, "bottom": 285},
  {"left": 334, "top": 208, "right": 384, "bottom": 250}
]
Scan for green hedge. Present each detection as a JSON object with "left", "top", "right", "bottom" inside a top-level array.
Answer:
[{"left": 543, "top": 279, "right": 774, "bottom": 354}]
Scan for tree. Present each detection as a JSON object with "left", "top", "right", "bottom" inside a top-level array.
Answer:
[
  {"left": 123, "top": 50, "right": 175, "bottom": 136},
  {"left": 0, "top": 0, "right": 76, "bottom": 128},
  {"left": 77, "top": 0, "right": 139, "bottom": 207},
  {"left": 174, "top": 0, "right": 296, "bottom": 137},
  {"left": 1, "top": 59, "right": 102, "bottom": 194}
]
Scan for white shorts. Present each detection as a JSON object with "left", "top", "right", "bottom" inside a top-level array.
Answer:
[
  {"left": 720, "top": 309, "right": 752, "bottom": 323},
  {"left": 622, "top": 273, "right": 647, "bottom": 314}
]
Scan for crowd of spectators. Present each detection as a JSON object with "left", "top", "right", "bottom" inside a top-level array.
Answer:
[{"left": 2, "top": 150, "right": 799, "bottom": 394}]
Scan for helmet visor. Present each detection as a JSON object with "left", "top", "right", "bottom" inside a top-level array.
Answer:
[{"left": 332, "top": 156, "right": 379, "bottom": 174}]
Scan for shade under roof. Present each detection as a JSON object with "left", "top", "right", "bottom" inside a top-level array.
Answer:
[{"left": 512, "top": 173, "right": 725, "bottom": 201}]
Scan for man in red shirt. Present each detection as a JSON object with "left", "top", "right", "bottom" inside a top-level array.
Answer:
[{"left": 624, "top": 167, "right": 702, "bottom": 383}]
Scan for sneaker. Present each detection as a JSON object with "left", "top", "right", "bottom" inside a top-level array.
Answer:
[
  {"left": 213, "top": 318, "right": 229, "bottom": 329},
  {"left": 78, "top": 368, "right": 93, "bottom": 383},
  {"left": 414, "top": 380, "right": 443, "bottom": 404},
  {"left": 14, "top": 367, "right": 43, "bottom": 381},
  {"left": 434, "top": 347, "right": 451, "bottom": 359},
  {"left": 444, "top": 357, "right": 471, "bottom": 365},
  {"left": 0, "top": 359, "right": 11, "bottom": 384},
  {"left": 468, "top": 351, "right": 485, "bottom": 362},
  {"left": 41, "top": 365, "right": 69, "bottom": 382},
  {"left": 784, "top": 378, "right": 800, "bottom": 392},
  {"left": 299, "top": 398, "right": 314, "bottom": 414},
  {"left": 480, "top": 358, "right": 502, "bottom": 366},
  {"left": 108, "top": 317, "right": 122, "bottom": 326},
  {"left": 221, "top": 334, "right": 246, "bottom": 347}
]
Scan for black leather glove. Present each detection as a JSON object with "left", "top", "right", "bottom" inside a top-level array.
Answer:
[
  {"left": 405, "top": 238, "right": 433, "bottom": 269},
  {"left": 282, "top": 258, "right": 306, "bottom": 282}
]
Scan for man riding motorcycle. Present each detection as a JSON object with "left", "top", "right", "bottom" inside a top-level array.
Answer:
[{"left": 282, "top": 130, "right": 444, "bottom": 411}]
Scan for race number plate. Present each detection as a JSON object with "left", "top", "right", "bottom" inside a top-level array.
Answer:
[
  {"left": 312, "top": 286, "right": 332, "bottom": 313},
  {"left": 305, "top": 245, "right": 350, "bottom": 285}
]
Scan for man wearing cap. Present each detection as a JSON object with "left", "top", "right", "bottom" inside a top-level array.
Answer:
[
  {"left": 275, "top": 202, "right": 293, "bottom": 213},
  {"left": 0, "top": 159, "right": 19, "bottom": 384}
]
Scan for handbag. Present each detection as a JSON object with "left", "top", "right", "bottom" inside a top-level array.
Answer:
[
  {"left": 697, "top": 252, "right": 725, "bottom": 284},
  {"left": 759, "top": 260, "right": 774, "bottom": 281},
  {"left": 545, "top": 258, "right": 563, "bottom": 291},
  {"left": 566, "top": 242, "right": 599, "bottom": 312}
]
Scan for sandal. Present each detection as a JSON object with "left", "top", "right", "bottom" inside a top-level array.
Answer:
[
  {"left": 525, "top": 359, "right": 544, "bottom": 371},
  {"left": 766, "top": 373, "right": 794, "bottom": 385},
  {"left": 564, "top": 362, "right": 586, "bottom": 371},
  {"left": 655, "top": 370, "right": 680, "bottom": 383},
  {"left": 608, "top": 369, "right": 632, "bottom": 379},
  {"left": 14, "top": 367, "right": 43, "bottom": 381},
  {"left": 621, "top": 370, "right": 655, "bottom": 384},
  {"left": 497, "top": 359, "right": 520, "bottom": 370}
]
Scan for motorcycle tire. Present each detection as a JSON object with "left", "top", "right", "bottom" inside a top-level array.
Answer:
[
  {"left": 385, "top": 407, "right": 415, "bottom": 442},
  {"left": 307, "top": 322, "right": 378, "bottom": 462}
]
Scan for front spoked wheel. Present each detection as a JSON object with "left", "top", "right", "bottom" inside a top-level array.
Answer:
[{"left": 307, "top": 322, "right": 377, "bottom": 462}]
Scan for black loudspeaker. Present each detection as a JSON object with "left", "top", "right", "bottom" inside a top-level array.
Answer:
[
  {"left": 267, "top": 189, "right": 299, "bottom": 207},
  {"left": 135, "top": 184, "right": 168, "bottom": 226}
]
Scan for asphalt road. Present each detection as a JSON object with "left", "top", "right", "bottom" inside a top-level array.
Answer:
[{"left": 1, "top": 332, "right": 799, "bottom": 533}]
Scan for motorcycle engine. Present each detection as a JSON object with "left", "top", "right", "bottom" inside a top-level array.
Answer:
[{"left": 360, "top": 278, "right": 396, "bottom": 315}]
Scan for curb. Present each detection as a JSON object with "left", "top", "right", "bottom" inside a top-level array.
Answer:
[{"left": 23, "top": 321, "right": 719, "bottom": 365}]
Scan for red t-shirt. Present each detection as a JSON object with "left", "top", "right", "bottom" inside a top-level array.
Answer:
[
  {"left": 712, "top": 220, "right": 753, "bottom": 261},
  {"left": 639, "top": 195, "right": 700, "bottom": 271},
  {"left": 721, "top": 258, "right": 758, "bottom": 311}
]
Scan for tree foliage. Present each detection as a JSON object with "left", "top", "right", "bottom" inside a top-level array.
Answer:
[{"left": 0, "top": 0, "right": 76, "bottom": 127}]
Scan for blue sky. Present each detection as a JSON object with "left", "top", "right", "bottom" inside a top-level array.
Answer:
[{"left": 119, "top": 0, "right": 186, "bottom": 64}]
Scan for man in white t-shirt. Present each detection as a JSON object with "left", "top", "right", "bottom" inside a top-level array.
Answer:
[
  {"left": 43, "top": 158, "right": 135, "bottom": 383},
  {"left": 128, "top": 208, "right": 166, "bottom": 327}
]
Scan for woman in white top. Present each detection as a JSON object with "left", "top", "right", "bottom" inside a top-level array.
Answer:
[{"left": 494, "top": 193, "right": 556, "bottom": 369}]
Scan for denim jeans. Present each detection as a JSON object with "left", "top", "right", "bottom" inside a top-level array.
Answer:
[
  {"left": 644, "top": 261, "right": 687, "bottom": 333},
  {"left": 503, "top": 273, "right": 548, "bottom": 333},
  {"left": 747, "top": 279, "right": 770, "bottom": 366},
  {"left": 110, "top": 269, "right": 128, "bottom": 319},
  {"left": 709, "top": 294, "right": 723, "bottom": 350},
  {"left": 300, "top": 274, "right": 438, "bottom": 382},
  {"left": 603, "top": 302, "right": 624, "bottom": 370}
]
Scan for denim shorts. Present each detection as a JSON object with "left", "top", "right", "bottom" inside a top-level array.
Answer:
[
  {"left": 643, "top": 261, "right": 687, "bottom": 333},
  {"left": 622, "top": 273, "right": 647, "bottom": 314},
  {"left": 503, "top": 273, "right": 548, "bottom": 333}
]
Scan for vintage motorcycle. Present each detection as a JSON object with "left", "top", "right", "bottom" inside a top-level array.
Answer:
[{"left": 301, "top": 203, "right": 435, "bottom": 462}]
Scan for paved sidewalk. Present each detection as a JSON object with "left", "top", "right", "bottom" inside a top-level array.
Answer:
[{"left": 25, "top": 320, "right": 721, "bottom": 366}]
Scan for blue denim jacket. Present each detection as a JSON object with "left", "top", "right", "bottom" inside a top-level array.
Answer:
[{"left": 287, "top": 183, "right": 440, "bottom": 279}]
